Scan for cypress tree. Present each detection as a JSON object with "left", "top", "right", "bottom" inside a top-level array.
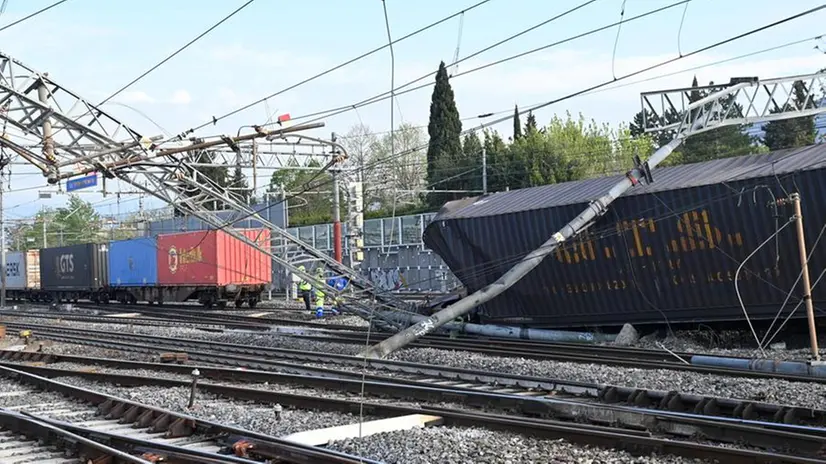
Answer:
[
  {"left": 426, "top": 61, "right": 463, "bottom": 208},
  {"left": 525, "top": 112, "right": 538, "bottom": 134},
  {"left": 762, "top": 80, "right": 817, "bottom": 150},
  {"left": 513, "top": 105, "right": 522, "bottom": 141}
]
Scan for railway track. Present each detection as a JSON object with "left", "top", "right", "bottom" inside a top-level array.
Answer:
[
  {"left": 3, "top": 327, "right": 826, "bottom": 435},
  {"left": 0, "top": 364, "right": 376, "bottom": 463},
  {"left": 1, "top": 351, "right": 823, "bottom": 463},
  {"left": 0, "top": 407, "right": 151, "bottom": 463},
  {"left": 6, "top": 319, "right": 823, "bottom": 385}
]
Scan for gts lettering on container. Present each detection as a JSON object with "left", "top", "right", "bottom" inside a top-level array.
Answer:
[{"left": 55, "top": 254, "right": 74, "bottom": 279}]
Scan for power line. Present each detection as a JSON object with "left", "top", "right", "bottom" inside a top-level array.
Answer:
[
  {"left": 0, "top": 0, "right": 69, "bottom": 33},
  {"left": 322, "top": 5, "right": 826, "bottom": 187},
  {"left": 98, "top": 0, "right": 257, "bottom": 107},
  {"left": 282, "top": 0, "right": 690, "bottom": 125},
  {"left": 164, "top": 7, "right": 821, "bottom": 243},
  {"left": 173, "top": 0, "right": 495, "bottom": 138}
]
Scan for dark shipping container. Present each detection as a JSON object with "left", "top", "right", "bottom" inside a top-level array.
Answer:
[
  {"left": 40, "top": 243, "right": 109, "bottom": 290},
  {"left": 109, "top": 237, "right": 158, "bottom": 286},
  {"left": 424, "top": 145, "right": 826, "bottom": 329}
]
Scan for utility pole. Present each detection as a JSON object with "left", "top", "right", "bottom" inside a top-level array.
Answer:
[
  {"left": 331, "top": 132, "right": 342, "bottom": 263},
  {"left": 481, "top": 144, "right": 487, "bottom": 195},
  {"left": 789, "top": 193, "right": 820, "bottom": 360},
  {"left": 478, "top": 113, "right": 492, "bottom": 195},
  {"left": 0, "top": 164, "right": 6, "bottom": 309}
]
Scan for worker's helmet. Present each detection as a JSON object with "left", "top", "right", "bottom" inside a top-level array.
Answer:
[
  {"left": 298, "top": 265, "right": 306, "bottom": 272},
  {"left": 316, "top": 267, "right": 325, "bottom": 277}
]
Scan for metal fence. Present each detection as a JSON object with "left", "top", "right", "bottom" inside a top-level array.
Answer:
[
  {"left": 144, "top": 207, "right": 459, "bottom": 295},
  {"left": 282, "top": 212, "right": 460, "bottom": 294}
]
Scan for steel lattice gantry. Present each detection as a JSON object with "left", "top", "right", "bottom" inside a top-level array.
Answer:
[{"left": 0, "top": 50, "right": 413, "bottom": 328}]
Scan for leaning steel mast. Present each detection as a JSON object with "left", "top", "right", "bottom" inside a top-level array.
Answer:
[{"left": 360, "top": 72, "right": 826, "bottom": 359}]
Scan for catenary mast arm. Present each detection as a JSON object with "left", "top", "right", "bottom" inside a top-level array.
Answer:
[
  {"left": 360, "top": 72, "right": 826, "bottom": 359},
  {"left": 0, "top": 50, "right": 414, "bottom": 328}
]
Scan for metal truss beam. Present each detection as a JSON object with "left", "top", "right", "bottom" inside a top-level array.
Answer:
[
  {"left": 640, "top": 73, "right": 826, "bottom": 135},
  {"left": 0, "top": 49, "right": 411, "bottom": 328}
]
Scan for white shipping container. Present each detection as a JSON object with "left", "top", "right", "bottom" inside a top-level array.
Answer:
[
  {"left": 4, "top": 250, "right": 40, "bottom": 290},
  {"left": 4, "top": 252, "right": 26, "bottom": 290}
]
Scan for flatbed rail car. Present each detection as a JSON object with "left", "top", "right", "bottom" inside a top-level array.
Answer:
[
  {"left": 114, "top": 229, "right": 272, "bottom": 308},
  {"left": 424, "top": 144, "right": 826, "bottom": 330},
  {"left": 6, "top": 228, "right": 272, "bottom": 309}
]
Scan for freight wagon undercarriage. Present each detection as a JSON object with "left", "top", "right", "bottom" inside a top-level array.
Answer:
[{"left": 6, "top": 285, "right": 266, "bottom": 309}]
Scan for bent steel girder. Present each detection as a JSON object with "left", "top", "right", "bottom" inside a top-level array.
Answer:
[
  {"left": 640, "top": 73, "right": 826, "bottom": 135},
  {"left": 0, "top": 49, "right": 411, "bottom": 326}
]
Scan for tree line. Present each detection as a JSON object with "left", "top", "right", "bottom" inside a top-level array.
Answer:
[{"left": 250, "top": 65, "right": 821, "bottom": 225}]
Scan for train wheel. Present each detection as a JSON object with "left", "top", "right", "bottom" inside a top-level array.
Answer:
[
  {"left": 248, "top": 299, "right": 258, "bottom": 309},
  {"left": 234, "top": 300, "right": 244, "bottom": 308},
  {"left": 216, "top": 301, "right": 227, "bottom": 309}
]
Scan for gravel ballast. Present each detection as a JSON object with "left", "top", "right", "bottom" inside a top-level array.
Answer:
[
  {"left": 9, "top": 316, "right": 826, "bottom": 409},
  {"left": 50, "top": 376, "right": 362, "bottom": 437},
  {"left": 328, "top": 426, "right": 715, "bottom": 464}
]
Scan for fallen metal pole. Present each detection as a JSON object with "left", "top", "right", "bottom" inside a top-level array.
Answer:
[
  {"left": 375, "top": 310, "right": 616, "bottom": 343},
  {"left": 359, "top": 138, "right": 683, "bottom": 359}
]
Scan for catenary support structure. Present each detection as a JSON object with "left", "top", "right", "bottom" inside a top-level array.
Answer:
[
  {"left": 0, "top": 50, "right": 413, "bottom": 326},
  {"left": 360, "top": 72, "right": 826, "bottom": 359}
]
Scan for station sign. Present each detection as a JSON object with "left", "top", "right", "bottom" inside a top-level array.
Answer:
[{"left": 66, "top": 173, "right": 98, "bottom": 192}]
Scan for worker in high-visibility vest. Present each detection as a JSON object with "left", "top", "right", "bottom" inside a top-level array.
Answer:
[
  {"left": 327, "top": 275, "right": 347, "bottom": 315},
  {"left": 314, "top": 266, "right": 326, "bottom": 318},
  {"left": 297, "top": 265, "right": 312, "bottom": 312}
]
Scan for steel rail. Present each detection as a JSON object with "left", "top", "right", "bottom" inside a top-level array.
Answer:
[
  {"left": 2, "top": 339, "right": 824, "bottom": 432},
  {"left": 0, "top": 364, "right": 377, "bottom": 464},
  {"left": 7, "top": 321, "right": 826, "bottom": 385},
  {"left": 0, "top": 408, "right": 151, "bottom": 463},
  {"left": 3, "top": 360, "right": 824, "bottom": 463}
]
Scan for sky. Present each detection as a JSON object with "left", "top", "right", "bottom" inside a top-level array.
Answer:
[{"left": 0, "top": 0, "right": 825, "bottom": 222}]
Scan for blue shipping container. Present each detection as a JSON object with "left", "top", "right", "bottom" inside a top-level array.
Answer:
[{"left": 108, "top": 237, "right": 158, "bottom": 286}]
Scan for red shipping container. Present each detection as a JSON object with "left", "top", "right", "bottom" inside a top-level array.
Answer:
[{"left": 156, "top": 229, "right": 272, "bottom": 286}]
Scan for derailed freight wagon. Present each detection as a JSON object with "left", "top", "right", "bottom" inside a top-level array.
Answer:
[
  {"left": 39, "top": 243, "right": 109, "bottom": 303},
  {"left": 424, "top": 145, "right": 826, "bottom": 330},
  {"left": 4, "top": 250, "right": 41, "bottom": 301},
  {"left": 154, "top": 229, "right": 272, "bottom": 308}
]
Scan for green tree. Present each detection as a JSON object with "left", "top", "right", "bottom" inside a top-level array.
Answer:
[
  {"left": 482, "top": 130, "right": 510, "bottom": 193},
  {"left": 679, "top": 76, "right": 755, "bottom": 164},
  {"left": 762, "top": 80, "right": 817, "bottom": 150},
  {"left": 267, "top": 159, "right": 335, "bottom": 226},
  {"left": 175, "top": 149, "right": 228, "bottom": 216},
  {"left": 425, "top": 61, "right": 463, "bottom": 208},
  {"left": 459, "top": 131, "right": 483, "bottom": 192},
  {"left": 512, "top": 105, "right": 522, "bottom": 141},
  {"left": 229, "top": 165, "right": 253, "bottom": 205},
  {"left": 7, "top": 196, "right": 106, "bottom": 250},
  {"left": 525, "top": 112, "right": 538, "bottom": 135}
]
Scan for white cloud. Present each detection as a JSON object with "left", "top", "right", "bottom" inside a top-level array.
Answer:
[
  {"left": 113, "top": 91, "right": 155, "bottom": 104},
  {"left": 170, "top": 90, "right": 192, "bottom": 105}
]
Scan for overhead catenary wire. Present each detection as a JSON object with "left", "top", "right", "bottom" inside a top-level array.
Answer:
[
  {"left": 141, "top": 7, "right": 826, "bottom": 273},
  {"left": 0, "top": 0, "right": 69, "bottom": 33},
  {"left": 734, "top": 215, "right": 797, "bottom": 357},
  {"left": 173, "top": 0, "right": 495, "bottom": 140}
]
